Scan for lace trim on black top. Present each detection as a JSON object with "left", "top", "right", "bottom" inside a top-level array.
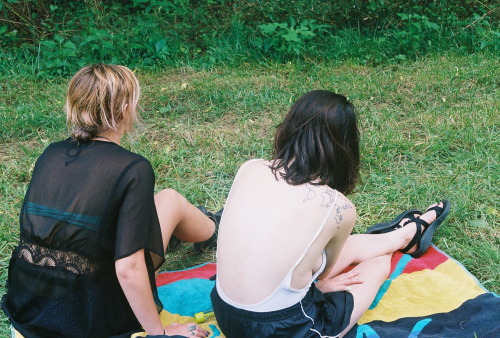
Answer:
[{"left": 15, "top": 238, "right": 105, "bottom": 275}]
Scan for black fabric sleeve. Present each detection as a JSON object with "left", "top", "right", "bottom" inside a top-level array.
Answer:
[{"left": 114, "top": 159, "right": 165, "bottom": 270}]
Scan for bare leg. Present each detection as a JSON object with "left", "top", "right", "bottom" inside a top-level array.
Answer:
[
  {"left": 327, "top": 202, "right": 442, "bottom": 278},
  {"left": 338, "top": 254, "right": 392, "bottom": 337},
  {"left": 321, "top": 202, "right": 444, "bottom": 336},
  {"left": 326, "top": 226, "right": 414, "bottom": 278},
  {"left": 154, "top": 188, "right": 215, "bottom": 253}
]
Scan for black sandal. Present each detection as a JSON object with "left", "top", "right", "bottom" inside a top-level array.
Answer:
[
  {"left": 366, "top": 209, "right": 422, "bottom": 234},
  {"left": 401, "top": 199, "right": 451, "bottom": 258},
  {"left": 191, "top": 207, "right": 223, "bottom": 255},
  {"left": 166, "top": 235, "right": 182, "bottom": 252}
]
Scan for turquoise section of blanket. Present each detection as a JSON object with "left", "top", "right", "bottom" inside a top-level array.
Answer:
[
  {"left": 158, "top": 278, "right": 215, "bottom": 316},
  {"left": 157, "top": 263, "right": 216, "bottom": 317}
]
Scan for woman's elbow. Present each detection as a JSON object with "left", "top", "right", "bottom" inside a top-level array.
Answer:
[{"left": 115, "top": 250, "right": 145, "bottom": 281}]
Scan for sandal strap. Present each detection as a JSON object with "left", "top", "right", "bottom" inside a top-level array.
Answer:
[
  {"left": 401, "top": 218, "right": 430, "bottom": 253},
  {"left": 401, "top": 213, "right": 420, "bottom": 227},
  {"left": 414, "top": 217, "right": 430, "bottom": 229},
  {"left": 377, "top": 224, "right": 402, "bottom": 234},
  {"left": 379, "top": 213, "right": 421, "bottom": 233},
  {"left": 425, "top": 204, "right": 444, "bottom": 217},
  {"left": 400, "top": 202, "right": 447, "bottom": 255},
  {"left": 401, "top": 222, "right": 421, "bottom": 253}
]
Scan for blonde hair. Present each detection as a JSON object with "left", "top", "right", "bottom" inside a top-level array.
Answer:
[{"left": 65, "top": 63, "right": 141, "bottom": 142}]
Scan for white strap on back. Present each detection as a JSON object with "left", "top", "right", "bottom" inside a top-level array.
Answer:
[{"left": 290, "top": 189, "right": 339, "bottom": 274}]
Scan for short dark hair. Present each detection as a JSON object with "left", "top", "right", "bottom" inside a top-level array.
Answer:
[{"left": 270, "top": 90, "right": 360, "bottom": 195}]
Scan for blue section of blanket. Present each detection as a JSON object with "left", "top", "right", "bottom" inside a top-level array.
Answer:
[
  {"left": 349, "top": 293, "right": 500, "bottom": 338},
  {"left": 158, "top": 279, "right": 215, "bottom": 317}
]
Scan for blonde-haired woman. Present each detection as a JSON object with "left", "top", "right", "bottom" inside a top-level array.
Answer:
[{"left": 2, "top": 64, "right": 213, "bottom": 338}]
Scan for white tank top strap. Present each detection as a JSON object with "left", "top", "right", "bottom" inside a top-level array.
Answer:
[
  {"left": 286, "top": 189, "right": 339, "bottom": 277},
  {"left": 312, "top": 250, "right": 327, "bottom": 281}
]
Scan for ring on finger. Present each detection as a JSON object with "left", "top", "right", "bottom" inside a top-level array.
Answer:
[{"left": 188, "top": 325, "right": 196, "bottom": 331}]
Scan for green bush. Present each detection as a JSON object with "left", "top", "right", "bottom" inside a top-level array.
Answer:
[
  {"left": 254, "top": 19, "right": 330, "bottom": 58},
  {"left": 1, "top": 0, "right": 498, "bottom": 76}
]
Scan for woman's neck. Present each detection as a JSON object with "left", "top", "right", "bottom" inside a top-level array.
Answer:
[{"left": 94, "top": 130, "right": 123, "bottom": 144}]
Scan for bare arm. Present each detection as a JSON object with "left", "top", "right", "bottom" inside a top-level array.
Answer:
[
  {"left": 115, "top": 249, "right": 164, "bottom": 335},
  {"left": 116, "top": 250, "right": 212, "bottom": 337},
  {"left": 317, "top": 197, "right": 357, "bottom": 280}
]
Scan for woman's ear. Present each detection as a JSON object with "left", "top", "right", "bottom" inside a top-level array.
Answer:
[
  {"left": 121, "top": 103, "right": 130, "bottom": 122},
  {"left": 120, "top": 103, "right": 134, "bottom": 133}
]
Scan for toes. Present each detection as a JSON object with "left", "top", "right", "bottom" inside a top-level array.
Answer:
[
  {"left": 399, "top": 213, "right": 420, "bottom": 227},
  {"left": 420, "top": 202, "right": 442, "bottom": 224},
  {"left": 425, "top": 202, "right": 441, "bottom": 213}
]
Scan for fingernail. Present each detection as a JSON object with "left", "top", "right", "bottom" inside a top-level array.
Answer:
[{"left": 346, "top": 286, "right": 352, "bottom": 291}]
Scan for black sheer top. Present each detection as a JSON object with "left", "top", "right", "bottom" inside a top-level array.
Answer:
[{"left": 2, "top": 138, "right": 165, "bottom": 338}]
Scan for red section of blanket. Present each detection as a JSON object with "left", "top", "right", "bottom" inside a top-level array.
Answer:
[
  {"left": 342, "top": 246, "right": 448, "bottom": 275},
  {"left": 156, "top": 263, "right": 216, "bottom": 286},
  {"left": 394, "top": 246, "right": 448, "bottom": 274},
  {"left": 155, "top": 247, "right": 447, "bottom": 286}
]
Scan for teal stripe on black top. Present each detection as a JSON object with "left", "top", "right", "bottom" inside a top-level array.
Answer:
[{"left": 24, "top": 201, "right": 101, "bottom": 231}]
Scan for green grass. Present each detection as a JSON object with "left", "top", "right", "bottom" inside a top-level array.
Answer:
[{"left": 0, "top": 53, "right": 498, "bottom": 334}]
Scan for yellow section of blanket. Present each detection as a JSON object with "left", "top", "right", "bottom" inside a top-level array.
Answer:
[
  {"left": 131, "top": 310, "right": 222, "bottom": 337},
  {"left": 358, "top": 259, "right": 486, "bottom": 325}
]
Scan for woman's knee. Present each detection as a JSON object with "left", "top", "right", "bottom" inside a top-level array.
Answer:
[
  {"left": 365, "top": 255, "right": 391, "bottom": 277},
  {"left": 155, "top": 188, "right": 185, "bottom": 208}
]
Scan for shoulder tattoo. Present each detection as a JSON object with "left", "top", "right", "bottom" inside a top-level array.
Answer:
[
  {"left": 303, "top": 184, "right": 338, "bottom": 208},
  {"left": 303, "top": 183, "right": 318, "bottom": 203},
  {"left": 334, "top": 202, "right": 353, "bottom": 224}
]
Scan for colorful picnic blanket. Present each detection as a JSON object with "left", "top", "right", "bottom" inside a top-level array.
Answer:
[{"left": 152, "top": 245, "right": 499, "bottom": 338}]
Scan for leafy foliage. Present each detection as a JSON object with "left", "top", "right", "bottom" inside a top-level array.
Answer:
[
  {"left": 0, "top": 0, "right": 498, "bottom": 76},
  {"left": 254, "top": 19, "right": 330, "bottom": 58}
]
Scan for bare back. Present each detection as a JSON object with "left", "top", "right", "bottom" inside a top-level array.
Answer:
[{"left": 216, "top": 159, "right": 356, "bottom": 306}]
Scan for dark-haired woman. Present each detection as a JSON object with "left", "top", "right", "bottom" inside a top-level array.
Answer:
[{"left": 211, "top": 90, "right": 450, "bottom": 337}]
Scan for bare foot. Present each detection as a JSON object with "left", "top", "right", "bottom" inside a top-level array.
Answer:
[{"left": 398, "top": 211, "right": 422, "bottom": 229}]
